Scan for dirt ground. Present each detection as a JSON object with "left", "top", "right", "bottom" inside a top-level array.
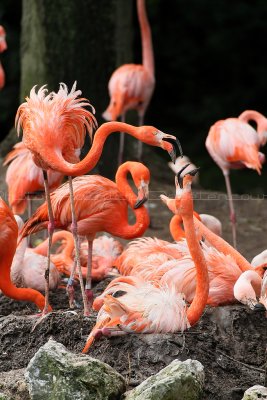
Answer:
[{"left": 0, "top": 156, "right": 267, "bottom": 400}]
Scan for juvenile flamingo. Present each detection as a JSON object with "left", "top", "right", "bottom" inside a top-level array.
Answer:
[
  {"left": 205, "top": 116, "right": 266, "bottom": 248},
  {"left": 0, "top": 25, "right": 7, "bottom": 90},
  {"left": 4, "top": 142, "right": 63, "bottom": 215},
  {"left": 20, "top": 161, "right": 151, "bottom": 310},
  {"left": 16, "top": 82, "right": 179, "bottom": 315},
  {"left": 102, "top": 0, "right": 155, "bottom": 164},
  {"left": 0, "top": 198, "right": 49, "bottom": 312},
  {"left": 82, "top": 167, "right": 209, "bottom": 352}
]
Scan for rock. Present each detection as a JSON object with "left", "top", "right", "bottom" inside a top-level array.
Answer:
[
  {"left": 25, "top": 338, "right": 126, "bottom": 400},
  {"left": 0, "top": 368, "right": 30, "bottom": 400},
  {"left": 123, "top": 359, "right": 204, "bottom": 400},
  {"left": 242, "top": 385, "right": 267, "bottom": 399}
]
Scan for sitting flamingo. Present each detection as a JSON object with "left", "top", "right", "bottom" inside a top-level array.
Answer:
[
  {"left": 11, "top": 216, "right": 60, "bottom": 291},
  {"left": 82, "top": 166, "right": 209, "bottom": 352}
]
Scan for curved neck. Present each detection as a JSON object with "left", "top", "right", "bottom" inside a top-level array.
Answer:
[
  {"left": 170, "top": 211, "right": 201, "bottom": 241},
  {"left": 110, "top": 163, "right": 150, "bottom": 239},
  {"left": 137, "top": 0, "right": 154, "bottom": 76},
  {"left": 182, "top": 199, "right": 209, "bottom": 326},
  {"left": 169, "top": 215, "right": 185, "bottom": 241},
  {"left": 193, "top": 217, "right": 252, "bottom": 272},
  {"left": 0, "top": 225, "right": 47, "bottom": 311},
  {"left": 33, "top": 231, "right": 74, "bottom": 258},
  {"left": 239, "top": 110, "right": 267, "bottom": 136},
  {"left": 49, "top": 122, "right": 144, "bottom": 176}
]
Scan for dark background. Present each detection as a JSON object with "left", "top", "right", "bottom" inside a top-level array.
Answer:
[{"left": 1, "top": 0, "right": 267, "bottom": 193}]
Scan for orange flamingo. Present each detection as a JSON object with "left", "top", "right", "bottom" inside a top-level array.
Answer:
[
  {"left": 16, "top": 82, "right": 179, "bottom": 315},
  {"left": 11, "top": 216, "right": 60, "bottom": 291},
  {"left": 82, "top": 167, "right": 209, "bottom": 352},
  {"left": 102, "top": 0, "right": 155, "bottom": 164},
  {"left": 0, "top": 198, "right": 49, "bottom": 312},
  {"left": 205, "top": 116, "right": 265, "bottom": 248},
  {"left": 4, "top": 142, "right": 63, "bottom": 215},
  {"left": 0, "top": 25, "right": 7, "bottom": 90},
  {"left": 20, "top": 161, "right": 150, "bottom": 311}
]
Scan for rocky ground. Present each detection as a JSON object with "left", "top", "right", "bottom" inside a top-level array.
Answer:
[{"left": 0, "top": 154, "right": 266, "bottom": 399}]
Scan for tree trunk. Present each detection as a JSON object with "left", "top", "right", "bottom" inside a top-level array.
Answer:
[{"left": 19, "top": 0, "right": 133, "bottom": 177}]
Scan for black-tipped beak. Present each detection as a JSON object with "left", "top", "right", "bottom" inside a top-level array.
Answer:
[
  {"left": 134, "top": 196, "right": 148, "bottom": 209},
  {"left": 176, "top": 163, "right": 191, "bottom": 188},
  {"left": 164, "top": 137, "right": 183, "bottom": 162},
  {"left": 188, "top": 167, "right": 201, "bottom": 177},
  {"left": 253, "top": 303, "right": 266, "bottom": 312}
]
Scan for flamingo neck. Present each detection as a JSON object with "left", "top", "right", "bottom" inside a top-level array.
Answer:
[
  {"left": 110, "top": 163, "right": 150, "bottom": 239},
  {"left": 0, "top": 224, "right": 47, "bottom": 311},
  {"left": 33, "top": 231, "right": 74, "bottom": 258},
  {"left": 169, "top": 215, "right": 185, "bottom": 241},
  {"left": 193, "top": 217, "right": 253, "bottom": 272},
  {"left": 137, "top": 0, "right": 154, "bottom": 76},
  {"left": 239, "top": 110, "right": 267, "bottom": 144},
  {"left": 181, "top": 195, "right": 209, "bottom": 326},
  {"left": 51, "top": 122, "right": 143, "bottom": 176}
]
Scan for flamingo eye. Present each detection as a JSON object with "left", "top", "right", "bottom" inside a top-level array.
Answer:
[{"left": 112, "top": 290, "right": 126, "bottom": 298}]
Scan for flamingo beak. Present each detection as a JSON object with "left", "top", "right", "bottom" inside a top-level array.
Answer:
[
  {"left": 253, "top": 303, "right": 266, "bottom": 312},
  {"left": 134, "top": 182, "right": 149, "bottom": 209},
  {"left": 163, "top": 135, "right": 183, "bottom": 163}
]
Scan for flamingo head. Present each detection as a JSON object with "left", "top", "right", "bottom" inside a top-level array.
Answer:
[
  {"left": 174, "top": 164, "right": 200, "bottom": 217},
  {"left": 134, "top": 126, "right": 183, "bottom": 163},
  {"left": 0, "top": 26, "right": 7, "bottom": 53},
  {"left": 131, "top": 163, "right": 150, "bottom": 209},
  {"left": 102, "top": 92, "right": 124, "bottom": 121}
]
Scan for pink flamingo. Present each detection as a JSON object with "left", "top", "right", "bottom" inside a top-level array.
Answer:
[
  {"left": 205, "top": 115, "right": 266, "bottom": 248},
  {"left": 102, "top": 0, "right": 155, "bottom": 164}
]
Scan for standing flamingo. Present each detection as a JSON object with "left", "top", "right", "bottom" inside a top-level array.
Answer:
[
  {"left": 0, "top": 198, "right": 49, "bottom": 312},
  {"left": 19, "top": 161, "right": 151, "bottom": 309},
  {"left": 4, "top": 142, "right": 63, "bottom": 215},
  {"left": 205, "top": 117, "right": 265, "bottom": 248},
  {"left": 16, "top": 82, "right": 179, "bottom": 315},
  {"left": 82, "top": 167, "right": 209, "bottom": 352},
  {"left": 102, "top": 0, "right": 155, "bottom": 164},
  {"left": 0, "top": 25, "right": 7, "bottom": 90}
]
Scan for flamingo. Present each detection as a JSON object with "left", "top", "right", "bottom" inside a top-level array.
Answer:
[
  {"left": 4, "top": 142, "right": 63, "bottom": 215},
  {"left": 11, "top": 216, "right": 60, "bottom": 291},
  {"left": 16, "top": 82, "right": 179, "bottom": 315},
  {"left": 102, "top": 0, "right": 155, "bottom": 164},
  {"left": 205, "top": 116, "right": 265, "bottom": 248},
  {"left": 82, "top": 167, "right": 209, "bottom": 352},
  {"left": 0, "top": 25, "right": 7, "bottom": 90},
  {"left": 0, "top": 197, "right": 49, "bottom": 312},
  {"left": 19, "top": 161, "right": 151, "bottom": 310}
]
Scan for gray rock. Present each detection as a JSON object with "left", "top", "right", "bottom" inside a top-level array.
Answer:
[
  {"left": 123, "top": 359, "right": 204, "bottom": 400},
  {"left": 25, "top": 339, "right": 126, "bottom": 400},
  {"left": 0, "top": 368, "right": 30, "bottom": 400},
  {"left": 242, "top": 385, "right": 267, "bottom": 400}
]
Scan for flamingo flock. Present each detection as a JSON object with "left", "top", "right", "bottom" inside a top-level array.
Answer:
[{"left": 0, "top": 1, "right": 267, "bottom": 357}]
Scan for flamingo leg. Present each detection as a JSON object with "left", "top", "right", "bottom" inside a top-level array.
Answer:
[
  {"left": 68, "top": 176, "right": 90, "bottom": 316},
  {"left": 42, "top": 170, "right": 54, "bottom": 315},
  {"left": 85, "top": 238, "right": 94, "bottom": 309},
  {"left": 118, "top": 113, "right": 126, "bottom": 166},
  {"left": 26, "top": 195, "right": 32, "bottom": 247},
  {"left": 137, "top": 113, "right": 144, "bottom": 161},
  {"left": 223, "top": 172, "right": 237, "bottom": 249}
]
